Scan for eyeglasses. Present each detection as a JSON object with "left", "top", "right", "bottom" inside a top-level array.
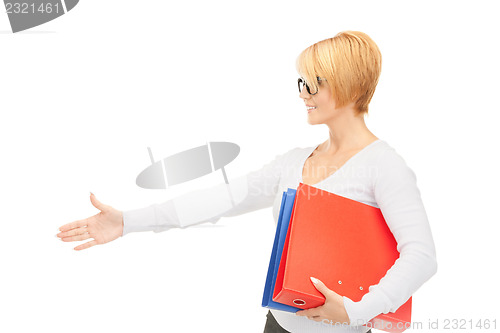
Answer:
[{"left": 298, "top": 77, "right": 327, "bottom": 95}]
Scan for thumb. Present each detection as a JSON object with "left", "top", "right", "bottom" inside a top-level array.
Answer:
[
  {"left": 89, "top": 192, "right": 107, "bottom": 212},
  {"left": 310, "top": 277, "right": 331, "bottom": 296}
]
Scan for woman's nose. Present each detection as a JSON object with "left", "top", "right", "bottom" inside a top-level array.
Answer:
[{"left": 299, "top": 87, "right": 310, "bottom": 99}]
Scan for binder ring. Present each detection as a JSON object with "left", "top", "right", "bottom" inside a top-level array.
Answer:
[{"left": 293, "top": 299, "right": 306, "bottom": 306}]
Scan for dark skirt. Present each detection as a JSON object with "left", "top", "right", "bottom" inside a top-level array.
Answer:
[
  {"left": 263, "top": 310, "right": 372, "bottom": 333},
  {"left": 263, "top": 310, "right": 291, "bottom": 333}
]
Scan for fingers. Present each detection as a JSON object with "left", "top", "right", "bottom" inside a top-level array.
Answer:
[
  {"left": 58, "top": 218, "right": 89, "bottom": 232},
  {"left": 59, "top": 229, "right": 92, "bottom": 242},
  {"left": 296, "top": 308, "right": 322, "bottom": 319},
  {"left": 74, "top": 240, "right": 98, "bottom": 251},
  {"left": 296, "top": 309, "right": 313, "bottom": 317},
  {"left": 57, "top": 226, "right": 89, "bottom": 240},
  {"left": 59, "top": 193, "right": 107, "bottom": 232}
]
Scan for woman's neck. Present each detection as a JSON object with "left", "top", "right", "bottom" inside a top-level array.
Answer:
[{"left": 320, "top": 109, "right": 378, "bottom": 154}]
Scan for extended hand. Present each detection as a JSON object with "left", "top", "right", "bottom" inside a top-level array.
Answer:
[
  {"left": 295, "top": 277, "right": 351, "bottom": 326},
  {"left": 56, "top": 193, "right": 124, "bottom": 251}
]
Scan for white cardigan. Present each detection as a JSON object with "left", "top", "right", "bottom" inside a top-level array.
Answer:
[{"left": 122, "top": 139, "right": 438, "bottom": 333}]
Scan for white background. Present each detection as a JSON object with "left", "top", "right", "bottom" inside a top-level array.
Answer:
[{"left": 1, "top": 1, "right": 499, "bottom": 332}]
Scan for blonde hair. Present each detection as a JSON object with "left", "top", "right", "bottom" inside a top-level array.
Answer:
[{"left": 296, "top": 31, "right": 382, "bottom": 115}]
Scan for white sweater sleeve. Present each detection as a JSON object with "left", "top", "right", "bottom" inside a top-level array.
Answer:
[
  {"left": 342, "top": 147, "right": 438, "bottom": 326},
  {"left": 121, "top": 148, "right": 295, "bottom": 236}
]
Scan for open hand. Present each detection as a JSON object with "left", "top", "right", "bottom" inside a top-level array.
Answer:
[{"left": 56, "top": 193, "right": 124, "bottom": 251}]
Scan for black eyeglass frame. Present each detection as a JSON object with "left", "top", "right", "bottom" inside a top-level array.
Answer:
[{"left": 298, "top": 76, "right": 327, "bottom": 95}]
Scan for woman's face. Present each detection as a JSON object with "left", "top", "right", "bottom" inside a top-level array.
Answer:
[{"left": 299, "top": 78, "right": 338, "bottom": 125}]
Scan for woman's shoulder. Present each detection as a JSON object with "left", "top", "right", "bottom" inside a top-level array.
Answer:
[
  {"left": 371, "top": 140, "right": 418, "bottom": 182},
  {"left": 374, "top": 140, "right": 410, "bottom": 164},
  {"left": 281, "top": 144, "right": 316, "bottom": 157},
  {"left": 261, "top": 145, "right": 310, "bottom": 168},
  {"left": 269, "top": 144, "right": 318, "bottom": 170},
  {"left": 351, "top": 139, "right": 414, "bottom": 175}
]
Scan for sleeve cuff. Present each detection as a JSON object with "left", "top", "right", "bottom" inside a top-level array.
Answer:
[
  {"left": 122, "top": 200, "right": 179, "bottom": 236},
  {"left": 122, "top": 205, "right": 157, "bottom": 236},
  {"left": 343, "top": 288, "right": 388, "bottom": 327}
]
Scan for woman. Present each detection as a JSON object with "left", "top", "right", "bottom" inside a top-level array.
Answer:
[{"left": 57, "top": 31, "right": 437, "bottom": 333}]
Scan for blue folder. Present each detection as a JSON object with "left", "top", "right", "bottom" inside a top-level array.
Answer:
[{"left": 261, "top": 188, "right": 301, "bottom": 312}]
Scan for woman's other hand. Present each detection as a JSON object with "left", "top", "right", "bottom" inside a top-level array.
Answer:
[
  {"left": 295, "top": 277, "right": 351, "bottom": 327},
  {"left": 56, "top": 193, "right": 124, "bottom": 251}
]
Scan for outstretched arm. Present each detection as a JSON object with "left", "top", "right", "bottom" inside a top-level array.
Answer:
[{"left": 57, "top": 148, "right": 297, "bottom": 250}]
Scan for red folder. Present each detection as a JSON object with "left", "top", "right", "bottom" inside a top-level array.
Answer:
[{"left": 272, "top": 183, "right": 412, "bottom": 332}]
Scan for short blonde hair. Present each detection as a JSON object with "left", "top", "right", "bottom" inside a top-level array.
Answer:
[{"left": 296, "top": 31, "right": 382, "bottom": 115}]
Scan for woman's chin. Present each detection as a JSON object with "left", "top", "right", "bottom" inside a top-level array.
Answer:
[{"left": 306, "top": 116, "right": 322, "bottom": 125}]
